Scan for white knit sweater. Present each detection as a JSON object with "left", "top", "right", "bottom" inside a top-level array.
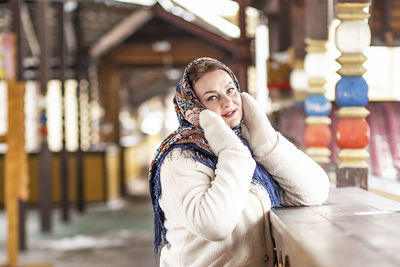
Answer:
[{"left": 158, "top": 131, "right": 330, "bottom": 267}]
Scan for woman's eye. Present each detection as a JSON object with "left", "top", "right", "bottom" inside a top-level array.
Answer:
[
  {"left": 206, "top": 95, "right": 217, "bottom": 101},
  {"left": 227, "top": 88, "right": 235, "bottom": 94}
]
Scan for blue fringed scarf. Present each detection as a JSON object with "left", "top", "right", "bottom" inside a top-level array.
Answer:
[{"left": 148, "top": 57, "right": 281, "bottom": 254}]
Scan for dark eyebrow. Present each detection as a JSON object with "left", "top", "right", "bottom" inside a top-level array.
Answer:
[
  {"left": 202, "top": 90, "right": 216, "bottom": 97},
  {"left": 224, "top": 81, "right": 234, "bottom": 88}
]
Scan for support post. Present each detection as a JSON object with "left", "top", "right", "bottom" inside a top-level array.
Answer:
[
  {"left": 289, "top": 1, "right": 307, "bottom": 103},
  {"left": 74, "top": 3, "right": 85, "bottom": 213},
  {"left": 334, "top": 1, "right": 371, "bottom": 189},
  {"left": 59, "top": 2, "right": 70, "bottom": 223},
  {"left": 37, "top": 0, "right": 52, "bottom": 232},
  {"left": 303, "top": 0, "right": 333, "bottom": 172},
  {"left": 232, "top": 0, "right": 251, "bottom": 91}
]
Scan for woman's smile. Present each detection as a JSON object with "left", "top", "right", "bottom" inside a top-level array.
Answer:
[{"left": 222, "top": 109, "right": 237, "bottom": 118}]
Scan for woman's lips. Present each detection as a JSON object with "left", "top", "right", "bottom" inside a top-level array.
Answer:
[{"left": 223, "top": 109, "right": 237, "bottom": 118}]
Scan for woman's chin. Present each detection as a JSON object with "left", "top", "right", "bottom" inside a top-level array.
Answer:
[{"left": 225, "top": 118, "right": 241, "bottom": 128}]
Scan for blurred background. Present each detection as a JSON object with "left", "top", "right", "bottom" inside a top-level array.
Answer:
[{"left": 0, "top": 0, "right": 399, "bottom": 266}]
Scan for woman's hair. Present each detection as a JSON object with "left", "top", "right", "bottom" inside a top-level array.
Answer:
[{"left": 187, "top": 60, "right": 231, "bottom": 87}]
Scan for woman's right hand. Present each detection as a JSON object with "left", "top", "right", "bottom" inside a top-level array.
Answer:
[
  {"left": 199, "top": 109, "right": 247, "bottom": 156},
  {"left": 240, "top": 92, "right": 278, "bottom": 157}
]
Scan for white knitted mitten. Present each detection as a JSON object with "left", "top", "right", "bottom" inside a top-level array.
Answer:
[
  {"left": 241, "top": 92, "right": 278, "bottom": 157},
  {"left": 199, "top": 110, "right": 247, "bottom": 156}
]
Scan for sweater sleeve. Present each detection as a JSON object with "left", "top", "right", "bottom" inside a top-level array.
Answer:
[
  {"left": 253, "top": 133, "right": 330, "bottom": 207},
  {"left": 159, "top": 147, "right": 256, "bottom": 241}
]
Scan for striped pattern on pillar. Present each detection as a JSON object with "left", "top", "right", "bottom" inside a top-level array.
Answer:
[
  {"left": 304, "top": 39, "right": 332, "bottom": 168},
  {"left": 334, "top": 3, "right": 371, "bottom": 189}
]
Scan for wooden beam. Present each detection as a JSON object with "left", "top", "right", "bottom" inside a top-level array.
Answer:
[
  {"left": 0, "top": 135, "right": 5, "bottom": 143},
  {"left": 90, "top": 9, "right": 153, "bottom": 60},
  {"left": 107, "top": 39, "right": 226, "bottom": 65},
  {"left": 154, "top": 4, "right": 235, "bottom": 53}
]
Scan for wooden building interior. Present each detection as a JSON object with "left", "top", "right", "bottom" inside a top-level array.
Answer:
[{"left": 1, "top": 0, "right": 400, "bottom": 266}]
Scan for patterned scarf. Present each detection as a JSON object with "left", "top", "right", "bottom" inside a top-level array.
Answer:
[{"left": 148, "top": 57, "right": 281, "bottom": 253}]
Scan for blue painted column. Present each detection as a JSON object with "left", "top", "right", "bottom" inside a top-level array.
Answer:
[{"left": 334, "top": 2, "right": 371, "bottom": 189}]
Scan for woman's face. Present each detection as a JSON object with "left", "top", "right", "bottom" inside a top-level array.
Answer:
[{"left": 193, "top": 69, "right": 242, "bottom": 128}]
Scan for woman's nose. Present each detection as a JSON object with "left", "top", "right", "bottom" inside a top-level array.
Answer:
[{"left": 220, "top": 95, "right": 232, "bottom": 107}]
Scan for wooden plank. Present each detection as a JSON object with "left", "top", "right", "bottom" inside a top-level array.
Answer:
[
  {"left": 107, "top": 39, "right": 226, "bottom": 66},
  {"left": 270, "top": 187, "right": 400, "bottom": 267},
  {"left": 90, "top": 9, "right": 153, "bottom": 60}
]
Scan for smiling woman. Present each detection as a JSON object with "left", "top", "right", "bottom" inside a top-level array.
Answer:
[{"left": 148, "top": 57, "right": 330, "bottom": 267}]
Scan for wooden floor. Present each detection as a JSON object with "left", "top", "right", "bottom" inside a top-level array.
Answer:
[{"left": 0, "top": 197, "right": 158, "bottom": 267}]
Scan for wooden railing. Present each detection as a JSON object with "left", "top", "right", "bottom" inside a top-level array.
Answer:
[{"left": 270, "top": 187, "right": 400, "bottom": 267}]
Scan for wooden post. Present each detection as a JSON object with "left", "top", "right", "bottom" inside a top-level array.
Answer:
[
  {"left": 59, "top": 2, "right": 70, "bottom": 223},
  {"left": 303, "top": 0, "right": 333, "bottom": 172},
  {"left": 334, "top": 0, "right": 371, "bottom": 189},
  {"left": 231, "top": 0, "right": 251, "bottom": 92},
  {"left": 2, "top": 35, "right": 52, "bottom": 267},
  {"left": 37, "top": 0, "right": 52, "bottom": 232},
  {"left": 99, "top": 63, "right": 120, "bottom": 144},
  {"left": 5, "top": 77, "right": 22, "bottom": 267},
  {"left": 74, "top": 3, "right": 85, "bottom": 213},
  {"left": 289, "top": 1, "right": 307, "bottom": 103},
  {"left": 9, "top": 0, "right": 29, "bottom": 252}
]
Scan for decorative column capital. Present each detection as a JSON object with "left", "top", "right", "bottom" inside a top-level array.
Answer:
[
  {"left": 305, "top": 38, "right": 328, "bottom": 53},
  {"left": 335, "top": 3, "right": 370, "bottom": 21}
]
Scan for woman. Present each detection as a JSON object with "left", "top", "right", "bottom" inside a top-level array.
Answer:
[{"left": 149, "top": 57, "right": 329, "bottom": 267}]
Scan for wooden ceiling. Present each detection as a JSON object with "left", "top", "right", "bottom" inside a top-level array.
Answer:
[{"left": 0, "top": 0, "right": 394, "bottom": 108}]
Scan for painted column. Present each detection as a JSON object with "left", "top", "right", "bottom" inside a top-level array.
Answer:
[
  {"left": 303, "top": 0, "right": 333, "bottom": 171},
  {"left": 334, "top": 2, "right": 371, "bottom": 189},
  {"left": 304, "top": 39, "right": 332, "bottom": 168}
]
